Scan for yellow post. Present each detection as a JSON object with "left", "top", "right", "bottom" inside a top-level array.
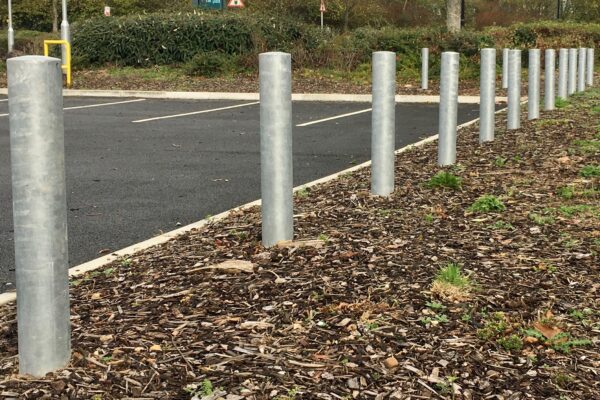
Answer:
[{"left": 43, "top": 40, "right": 72, "bottom": 87}]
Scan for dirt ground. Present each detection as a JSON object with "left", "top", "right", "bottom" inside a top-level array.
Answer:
[{"left": 0, "top": 88, "right": 598, "bottom": 399}]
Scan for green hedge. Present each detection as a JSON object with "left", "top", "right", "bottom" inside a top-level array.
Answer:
[{"left": 69, "top": 14, "right": 599, "bottom": 79}]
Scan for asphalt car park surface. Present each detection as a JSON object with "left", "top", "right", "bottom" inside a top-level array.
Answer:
[{"left": 0, "top": 96, "right": 485, "bottom": 292}]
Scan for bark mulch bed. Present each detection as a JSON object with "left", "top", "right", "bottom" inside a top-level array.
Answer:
[{"left": 1, "top": 90, "right": 599, "bottom": 399}]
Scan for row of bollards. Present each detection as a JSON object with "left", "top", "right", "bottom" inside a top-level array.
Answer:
[{"left": 7, "top": 44, "right": 596, "bottom": 377}]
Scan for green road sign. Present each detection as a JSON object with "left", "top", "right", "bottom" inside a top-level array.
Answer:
[{"left": 192, "top": 0, "right": 224, "bottom": 10}]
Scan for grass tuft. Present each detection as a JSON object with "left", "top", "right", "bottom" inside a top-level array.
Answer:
[
  {"left": 555, "top": 98, "right": 569, "bottom": 108},
  {"left": 426, "top": 171, "right": 462, "bottom": 190},
  {"left": 468, "top": 195, "right": 506, "bottom": 213},
  {"left": 580, "top": 165, "right": 600, "bottom": 177},
  {"left": 431, "top": 263, "right": 472, "bottom": 302}
]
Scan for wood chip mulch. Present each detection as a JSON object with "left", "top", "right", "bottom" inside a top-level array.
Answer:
[{"left": 0, "top": 89, "right": 599, "bottom": 400}]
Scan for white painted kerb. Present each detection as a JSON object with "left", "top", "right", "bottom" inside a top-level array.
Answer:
[{"left": 0, "top": 88, "right": 506, "bottom": 104}]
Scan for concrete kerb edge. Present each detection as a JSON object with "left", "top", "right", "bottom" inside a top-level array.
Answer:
[
  {"left": 0, "top": 104, "right": 509, "bottom": 307},
  {"left": 0, "top": 88, "right": 505, "bottom": 104}
]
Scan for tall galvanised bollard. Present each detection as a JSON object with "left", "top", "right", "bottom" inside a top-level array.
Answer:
[
  {"left": 438, "top": 52, "right": 459, "bottom": 166},
  {"left": 558, "top": 48, "right": 568, "bottom": 99},
  {"left": 259, "top": 52, "right": 293, "bottom": 247},
  {"left": 8, "top": 56, "right": 70, "bottom": 377},
  {"left": 507, "top": 49, "right": 522, "bottom": 130},
  {"left": 479, "top": 48, "right": 496, "bottom": 143},
  {"left": 587, "top": 48, "right": 595, "bottom": 87},
  {"left": 568, "top": 48, "right": 577, "bottom": 96},
  {"left": 371, "top": 51, "right": 396, "bottom": 196},
  {"left": 421, "top": 48, "right": 429, "bottom": 90},
  {"left": 544, "top": 49, "right": 556, "bottom": 111},
  {"left": 578, "top": 47, "right": 586, "bottom": 92},
  {"left": 528, "top": 49, "right": 541, "bottom": 120},
  {"left": 502, "top": 48, "right": 509, "bottom": 89}
]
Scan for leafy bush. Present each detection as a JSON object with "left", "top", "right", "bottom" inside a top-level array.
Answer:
[
  {"left": 512, "top": 25, "right": 537, "bottom": 48},
  {"left": 72, "top": 13, "right": 255, "bottom": 66},
  {"left": 185, "top": 51, "right": 233, "bottom": 77}
]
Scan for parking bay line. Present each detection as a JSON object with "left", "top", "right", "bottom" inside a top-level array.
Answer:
[
  {"left": 0, "top": 98, "right": 147, "bottom": 117},
  {"left": 132, "top": 101, "right": 260, "bottom": 123},
  {"left": 296, "top": 108, "right": 372, "bottom": 127}
]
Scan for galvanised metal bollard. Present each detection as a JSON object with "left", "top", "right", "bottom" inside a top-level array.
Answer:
[
  {"left": 568, "top": 48, "right": 577, "bottom": 96},
  {"left": 558, "top": 48, "right": 568, "bottom": 99},
  {"left": 421, "top": 48, "right": 429, "bottom": 90},
  {"left": 60, "top": 0, "right": 70, "bottom": 67},
  {"left": 438, "top": 52, "right": 459, "bottom": 166},
  {"left": 479, "top": 48, "right": 496, "bottom": 143},
  {"left": 7, "top": 0, "right": 14, "bottom": 53},
  {"left": 507, "top": 49, "right": 522, "bottom": 130},
  {"left": 502, "top": 48, "right": 509, "bottom": 89},
  {"left": 8, "top": 56, "right": 70, "bottom": 377},
  {"left": 259, "top": 52, "right": 293, "bottom": 247},
  {"left": 528, "top": 49, "right": 541, "bottom": 120},
  {"left": 578, "top": 47, "right": 586, "bottom": 92},
  {"left": 371, "top": 51, "right": 396, "bottom": 196},
  {"left": 587, "top": 48, "right": 595, "bottom": 87},
  {"left": 544, "top": 49, "right": 555, "bottom": 111}
]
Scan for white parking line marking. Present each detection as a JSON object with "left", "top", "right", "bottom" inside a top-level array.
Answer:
[
  {"left": 296, "top": 108, "right": 372, "bottom": 127},
  {"left": 65, "top": 98, "right": 146, "bottom": 110},
  {"left": 0, "top": 98, "right": 147, "bottom": 117},
  {"left": 132, "top": 101, "right": 260, "bottom": 123}
]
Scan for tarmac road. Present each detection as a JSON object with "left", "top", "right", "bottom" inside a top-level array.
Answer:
[{"left": 0, "top": 96, "right": 485, "bottom": 292}]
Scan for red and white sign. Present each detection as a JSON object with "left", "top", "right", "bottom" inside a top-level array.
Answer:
[
  {"left": 320, "top": 0, "right": 326, "bottom": 12},
  {"left": 104, "top": 6, "right": 111, "bottom": 16},
  {"left": 227, "top": 0, "right": 245, "bottom": 8}
]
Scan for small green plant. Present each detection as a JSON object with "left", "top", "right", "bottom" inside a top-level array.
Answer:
[
  {"left": 435, "top": 263, "right": 470, "bottom": 287},
  {"left": 468, "top": 195, "right": 506, "bottom": 213},
  {"left": 296, "top": 187, "right": 310, "bottom": 197},
  {"left": 552, "top": 372, "right": 574, "bottom": 388},
  {"left": 426, "top": 301, "right": 446, "bottom": 311},
  {"left": 477, "top": 312, "right": 508, "bottom": 340},
  {"left": 435, "top": 375, "right": 458, "bottom": 396},
  {"left": 489, "top": 220, "right": 514, "bottom": 230},
  {"left": 569, "top": 308, "right": 593, "bottom": 322},
  {"left": 201, "top": 379, "right": 214, "bottom": 396},
  {"left": 318, "top": 233, "right": 329, "bottom": 242},
  {"left": 426, "top": 171, "right": 462, "bottom": 190},
  {"left": 549, "top": 333, "right": 592, "bottom": 353},
  {"left": 555, "top": 97, "right": 569, "bottom": 108},
  {"left": 276, "top": 386, "right": 300, "bottom": 400},
  {"left": 103, "top": 267, "right": 115, "bottom": 277},
  {"left": 497, "top": 334, "right": 523, "bottom": 352},
  {"left": 419, "top": 314, "right": 449, "bottom": 325},
  {"left": 557, "top": 205, "right": 594, "bottom": 217},
  {"left": 529, "top": 212, "right": 555, "bottom": 225},
  {"left": 494, "top": 156, "right": 507, "bottom": 167},
  {"left": 424, "top": 213, "right": 435, "bottom": 223},
  {"left": 557, "top": 186, "right": 576, "bottom": 199},
  {"left": 365, "top": 321, "right": 379, "bottom": 331},
  {"left": 119, "top": 258, "right": 132, "bottom": 267},
  {"left": 580, "top": 165, "right": 600, "bottom": 177},
  {"left": 572, "top": 139, "right": 600, "bottom": 154}
]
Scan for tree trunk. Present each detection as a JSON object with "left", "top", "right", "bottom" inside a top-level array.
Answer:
[
  {"left": 447, "top": 0, "right": 461, "bottom": 33},
  {"left": 343, "top": 3, "right": 350, "bottom": 32},
  {"left": 52, "top": 0, "right": 59, "bottom": 33}
]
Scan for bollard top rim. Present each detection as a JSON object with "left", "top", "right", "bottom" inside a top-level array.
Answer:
[
  {"left": 372, "top": 51, "right": 396, "bottom": 55},
  {"left": 7, "top": 55, "right": 61, "bottom": 66},
  {"left": 259, "top": 51, "right": 291, "bottom": 58}
]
